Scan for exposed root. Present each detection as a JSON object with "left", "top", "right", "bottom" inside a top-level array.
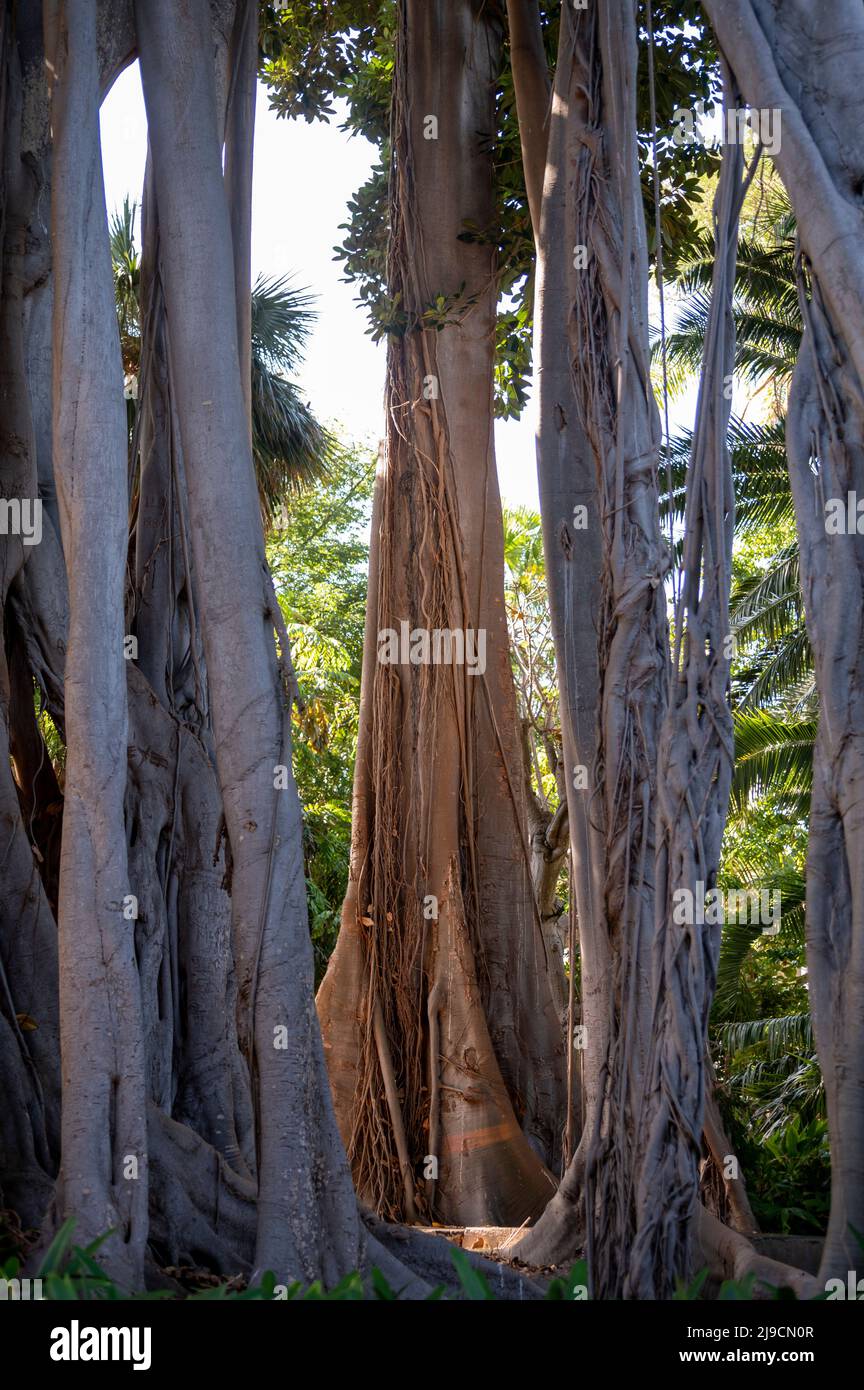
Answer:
[
  {"left": 510, "top": 1144, "right": 586, "bottom": 1269},
  {"left": 147, "top": 1108, "right": 256, "bottom": 1276},
  {"left": 696, "top": 1207, "right": 820, "bottom": 1300},
  {"left": 361, "top": 1211, "right": 545, "bottom": 1300}
]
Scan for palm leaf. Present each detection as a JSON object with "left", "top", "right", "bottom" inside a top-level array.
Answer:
[{"left": 730, "top": 708, "right": 815, "bottom": 815}]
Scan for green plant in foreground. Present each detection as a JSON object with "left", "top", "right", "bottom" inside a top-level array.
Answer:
[
  {"left": 9, "top": 1222, "right": 818, "bottom": 1301},
  {"left": 2, "top": 1218, "right": 595, "bottom": 1301}
]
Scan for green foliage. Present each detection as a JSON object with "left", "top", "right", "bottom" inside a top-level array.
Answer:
[
  {"left": 730, "top": 710, "right": 814, "bottom": 818},
  {"left": 267, "top": 441, "right": 375, "bottom": 980},
  {"left": 261, "top": 1, "right": 394, "bottom": 138},
  {"left": 448, "top": 1247, "right": 495, "bottom": 1301},
  {"left": 741, "top": 1118, "right": 830, "bottom": 1235},
  {"left": 251, "top": 274, "right": 338, "bottom": 516},
  {"left": 659, "top": 194, "right": 798, "bottom": 398},
  {"left": 35, "top": 688, "right": 66, "bottom": 772},
  {"left": 5, "top": 1219, "right": 592, "bottom": 1301},
  {"left": 109, "top": 195, "right": 141, "bottom": 372},
  {"left": 503, "top": 505, "right": 561, "bottom": 799},
  {"left": 1, "top": 1221, "right": 172, "bottom": 1302},
  {"left": 109, "top": 208, "right": 330, "bottom": 518},
  {"left": 722, "top": 1015, "right": 825, "bottom": 1144},
  {"left": 262, "top": 0, "right": 719, "bottom": 420},
  {"left": 545, "top": 1259, "right": 590, "bottom": 1300},
  {"left": 672, "top": 1267, "right": 710, "bottom": 1300}
]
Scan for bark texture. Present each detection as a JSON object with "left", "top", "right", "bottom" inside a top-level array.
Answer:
[
  {"left": 627, "top": 81, "right": 753, "bottom": 1298},
  {"left": 0, "top": 0, "right": 60, "bottom": 1230},
  {"left": 510, "top": 1, "right": 767, "bottom": 1297},
  {"left": 702, "top": 0, "right": 864, "bottom": 1286},
  {"left": 47, "top": 0, "right": 148, "bottom": 1283},
  {"left": 0, "top": 0, "right": 428, "bottom": 1298},
  {"left": 509, "top": 0, "right": 608, "bottom": 1198},
  {"left": 515, "top": 0, "right": 670, "bottom": 1287},
  {"left": 318, "top": 0, "right": 566, "bottom": 1228},
  {"left": 135, "top": 0, "right": 361, "bottom": 1284}
]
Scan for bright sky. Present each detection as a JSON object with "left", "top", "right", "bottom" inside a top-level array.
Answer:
[{"left": 100, "top": 64, "right": 540, "bottom": 508}]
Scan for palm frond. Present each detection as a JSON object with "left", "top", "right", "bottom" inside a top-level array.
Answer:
[
  {"left": 712, "top": 863, "right": 806, "bottom": 1022},
  {"left": 251, "top": 273, "right": 317, "bottom": 373},
  {"left": 731, "top": 545, "right": 800, "bottom": 642},
  {"left": 251, "top": 364, "right": 334, "bottom": 517},
  {"left": 734, "top": 625, "right": 812, "bottom": 712},
  {"left": 109, "top": 196, "right": 141, "bottom": 369},
  {"left": 731, "top": 708, "right": 815, "bottom": 815},
  {"left": 721, "top": 1013, "right": 812, "bottom": 1058}
]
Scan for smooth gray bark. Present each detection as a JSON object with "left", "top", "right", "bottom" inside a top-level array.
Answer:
[
  {"left": 135, "top": 0, "right": 361, "bottom": 1283},
  {"left": 47, "top": 0, "right": 148, "bottom": 1284}
]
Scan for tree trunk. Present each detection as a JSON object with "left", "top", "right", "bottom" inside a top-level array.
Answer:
[
  {"left": 134, "top": 0, "right": 362, "bottom": 1284},
  {"left": 702, "top": 0, "right": 864, "bottom": 1287},
  {"left": 513, "top": 0, "right": 670, "bottom": 1287},
  {"left": 627, "top": 80, "right": 752, "bottom": 1297},
  {"left": 0, "top": 0, "right": 61, "bottom": 1229},
  {"left": 508, "top": 0, "right": 610, "bottom": 1198},
  {"left": 318, "top": 0, "right": 566, "bottom": 1227},
  {"left": 47, "top": 0, "right": 148, "bottom": 1284}
]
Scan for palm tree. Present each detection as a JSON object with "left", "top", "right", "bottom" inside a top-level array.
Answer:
[
  {"left": 109, "top": 195, "right": 332, "bottom": 522},
  {"left": 249, "top": 272, "right": 333, "bottom": 516}
]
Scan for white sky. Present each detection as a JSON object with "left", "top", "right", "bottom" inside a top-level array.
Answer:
[{"left": 99, "top": 64, "right": 540, "bottom": 508}]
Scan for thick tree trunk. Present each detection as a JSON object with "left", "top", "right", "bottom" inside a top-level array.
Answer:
[
  {"left": 0, "top": 0, "right": 546, "bottom": 1297},
  {"left": 318, "top": 0, "right": 566, "bottom": 1227},
  {"left": 224, "top": 0, "right": 256, "bottom": 437},
  {"left": 509, "top": 0, "right": 774, "bottom": 1298},
  {"left": 47, "top": 0, "right": 148, "bottom": 1284},
  {"left": 702, "top": 0, "right": 864, "bottom": 1287},
  {"left": 0, "top": 1, "right": 61, "bottom": 1227},
  {"left": 514, "top": 0, "right": 670, "bottom": 1286},
  {"left": 627, "top": 84, "right": 752, "bottom": 1298},
  {"left": 508, "top": 0, "right": 609, "bottom": 1182},
  {"left": 135, "top": 0, "right": 361, "bottom": 1283}
]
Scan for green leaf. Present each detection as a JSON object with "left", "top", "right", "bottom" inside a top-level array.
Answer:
[{"left": 449, "top": 1247, "right": 495, "bottom": 1301}]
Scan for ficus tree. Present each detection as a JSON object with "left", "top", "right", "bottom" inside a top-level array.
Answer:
[
  {"left": 504, "top": 0, "right": 820, "bottom": 1299},
  {"left": 0, "top": 0, "right": 538, "bottom": 1297},
  {"left": 0, "top": 0, "right": 852, "bottom": 1303},
  {"left": 316, "top": 0, "right": 568, "bottom": 1229},
  {"left": 701, "top": 0, "right": 864, "bottom": 1286},
  {"left": 263, "top": 0, "right": 720, "bottom": 1240}
]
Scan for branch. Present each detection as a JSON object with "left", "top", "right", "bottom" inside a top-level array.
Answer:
[{"left": 505, "top": 0, "right": 551, "bottom": 238}]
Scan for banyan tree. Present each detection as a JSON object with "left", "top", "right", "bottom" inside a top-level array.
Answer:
[{"left": 0, "top": 0, "right": 858, "bottom": 1302}]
